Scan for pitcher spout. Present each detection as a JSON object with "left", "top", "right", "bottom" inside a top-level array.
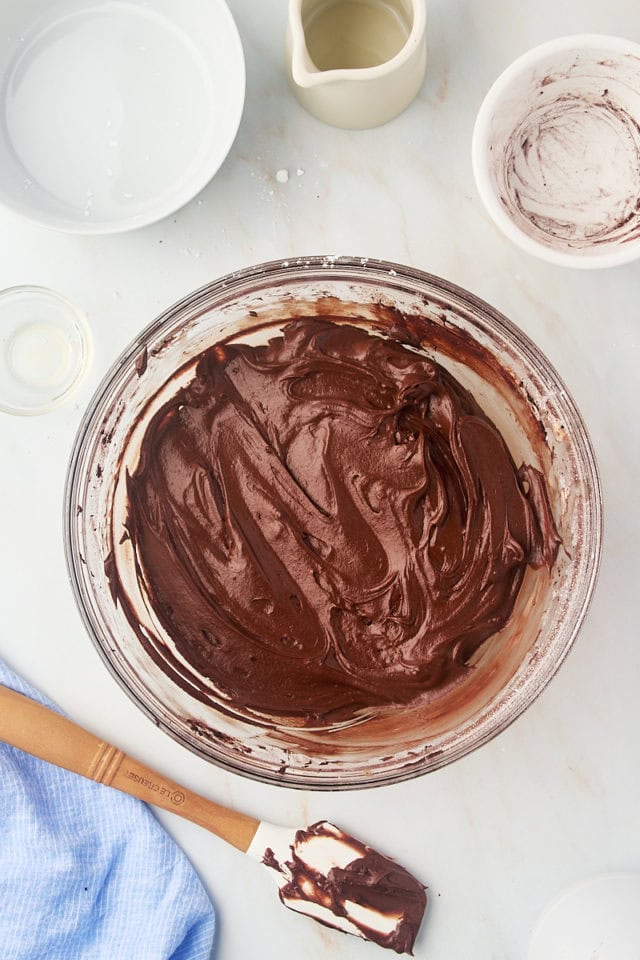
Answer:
[{"left": 287, "top": 0, "right": 324, "bottom": 88}]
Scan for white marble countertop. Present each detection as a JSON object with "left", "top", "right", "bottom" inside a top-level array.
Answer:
[{"left": 1, "top": 1, "right": 639, "bottom": 957}]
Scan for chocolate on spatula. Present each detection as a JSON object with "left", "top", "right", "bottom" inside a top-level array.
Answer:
[{"left": 251, "top": 819, "right": 426, "bottom": 954}]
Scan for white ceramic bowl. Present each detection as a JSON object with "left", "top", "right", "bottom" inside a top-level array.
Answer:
[
  {"left": 0, "top": 0, "right": 245, "bottom": 234},
  {"left": 528, "top": 874, "right": 640, "bottom": 960},
  {"left": 472, "top": 35, "right": 640, "bottom": 268}
]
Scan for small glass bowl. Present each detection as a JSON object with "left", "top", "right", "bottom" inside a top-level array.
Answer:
[
  {"left": 0, "top": 285, "right": 92, "bottom": 415},
  {"left": 64, "top": 257, "right": 602, "bottom": 789}
]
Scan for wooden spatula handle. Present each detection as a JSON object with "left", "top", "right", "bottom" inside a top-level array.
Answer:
[{"left": 0, "top": 684, "right": 259, "bottom": 852}]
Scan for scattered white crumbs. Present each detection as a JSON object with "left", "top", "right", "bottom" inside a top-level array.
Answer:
[{"left": 276, "top": 169, "right": 289, "bottom": 183}]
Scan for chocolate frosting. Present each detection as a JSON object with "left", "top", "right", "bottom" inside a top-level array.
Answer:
[
  {"left": 117, "top": 318, "right": 560, "bottom": 724},
  {"left": 265, "top": 820, "right": 427, "bottom": 954}
]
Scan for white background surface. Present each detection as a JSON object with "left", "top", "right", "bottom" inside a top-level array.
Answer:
[{"left": 1, "top": 1, "right": 639, "bottom": 958}]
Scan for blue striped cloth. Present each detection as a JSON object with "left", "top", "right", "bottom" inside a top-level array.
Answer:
[{"left": 0, "top": 659, "right": 215, "bottom": 960}]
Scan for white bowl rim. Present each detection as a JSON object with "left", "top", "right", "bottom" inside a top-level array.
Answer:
[
  {"left": 0, "top": 0, "right": 246, "bottom": 235},
  {"left": 471, "top": 33, "right": 640, "bottom": 269}
]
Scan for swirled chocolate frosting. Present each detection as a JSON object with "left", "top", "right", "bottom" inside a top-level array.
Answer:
[
  {"left": 119, "top": 318, "right": 560, "bottom": 724},
  {"left": 263, "top": 820, "right": 427, "bottom": 954}
]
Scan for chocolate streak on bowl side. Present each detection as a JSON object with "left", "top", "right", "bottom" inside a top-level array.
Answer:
[
  {"left": 108, "top": 317, "right": 561, "bottom": 728},
  {"left": 263, "top": 821, "right": 427, "bottom": 954}
]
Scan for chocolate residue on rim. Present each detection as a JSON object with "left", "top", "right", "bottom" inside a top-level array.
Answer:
[
  {"left": 136, "top": 346, "right": 149, "bottom": 377},
  {"left": 108, "top": 317, "right": 560, "bottom": 727}
]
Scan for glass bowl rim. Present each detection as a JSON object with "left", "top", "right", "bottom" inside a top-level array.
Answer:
[{"left": 64, "top": 255, "right": 604, "bottom": 789}]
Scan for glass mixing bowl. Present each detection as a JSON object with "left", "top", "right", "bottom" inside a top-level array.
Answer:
[{"left": 65, "top": 257, "right": 602, "bottom": 789}]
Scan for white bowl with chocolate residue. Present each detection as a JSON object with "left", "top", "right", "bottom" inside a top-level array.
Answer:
[{"left": 472, "top": 35, "right": 640, "bottom": 268}]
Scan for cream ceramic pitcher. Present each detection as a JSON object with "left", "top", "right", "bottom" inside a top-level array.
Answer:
[{"left": 286, "top": 0, "right": 427, "bottom": 128}]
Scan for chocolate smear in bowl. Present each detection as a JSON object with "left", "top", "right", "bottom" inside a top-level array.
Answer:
[{"left": 110, "top": 317, "right": 561, "bottom": 727}]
